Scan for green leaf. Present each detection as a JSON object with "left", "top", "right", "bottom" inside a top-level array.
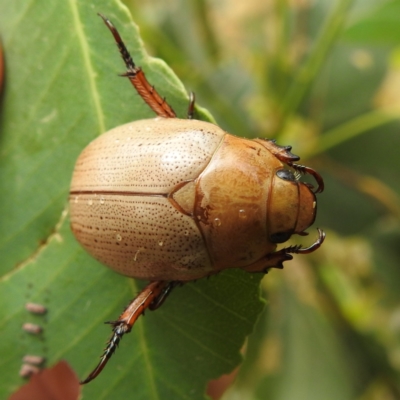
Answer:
[
  {"left": 343, "top": 0, "right": 400, "bottom": 45},
  {"left": 0, "top": 1, "right": 264, "bottom": 398}
]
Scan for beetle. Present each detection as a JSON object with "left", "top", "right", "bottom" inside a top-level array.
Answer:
[{"left": 70, "top": 14, "right": 325, "bottom": 384}]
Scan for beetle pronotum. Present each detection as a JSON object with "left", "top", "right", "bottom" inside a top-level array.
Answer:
[{"left": 70, "top": 14, "right": 325, "bottom": 384}]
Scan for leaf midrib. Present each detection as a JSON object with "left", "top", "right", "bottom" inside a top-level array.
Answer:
[{"left": 69, "top": 0, "right": 105, "bottom": 136}]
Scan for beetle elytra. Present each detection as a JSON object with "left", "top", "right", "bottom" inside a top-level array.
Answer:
[{"left": 70, "top": 14, "right": 325, "bottom": 384}]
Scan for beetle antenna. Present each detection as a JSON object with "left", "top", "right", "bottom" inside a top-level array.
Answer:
[
  {"left": 291, "top": 163, "right": 324, "bottom": 193},
  {"left": 80, "top": 280, "right": 177, "bottom": 384},
  {"left": 254, "top": 139, "right": 324, "bottom": 193},
  {"left": 293, "top": 170, "right": 302, "bottom": 181},
  {"left": 98, "top": 13, "right": 177, "bottom": 118}
]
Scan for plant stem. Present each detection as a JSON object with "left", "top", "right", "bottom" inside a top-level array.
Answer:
[
  {"left": 278, "top": 0, "right": 356, "bottom": 133},
  {"left": 311, "top": 109, "right": 400, "bottom": 156}
]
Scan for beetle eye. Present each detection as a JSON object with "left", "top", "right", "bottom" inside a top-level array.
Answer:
[
  {"left": 276, "top": 169, "right": 296, "bottom": 182},
  {"left": 270, "top": 231, "right": 292, "bottom": 244}
]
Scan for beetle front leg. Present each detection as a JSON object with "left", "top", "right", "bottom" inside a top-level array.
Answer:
[
  {"left": 80, "top": 280, "right": 178, "bottom": 384},
  {"left": 244, "top": 228, "right": 326, "bottom": 273},
  {"left": 243, "top": 251, "right": 293, "bottom": 273},
  {"left": 290, "top": 163, "right": 324, "bottom": 193},
  {"left": 99, "top": 14, "right": 177, "bottom": 118},
  {"left": 254, "top": 139, "right": 324, "bottom": 193}
]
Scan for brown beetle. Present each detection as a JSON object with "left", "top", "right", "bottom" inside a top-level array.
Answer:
[{"left": 70, "top": 14, "right": 325, "bottom": 384}]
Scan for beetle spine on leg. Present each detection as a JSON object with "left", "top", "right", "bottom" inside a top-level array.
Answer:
[
  {"left": 81, "top": 280, "right": 177, "bottom": 384},
  {"left": 98, "top": 13, "right": 177, "bottom": 118},
  {"left": 284, "top": 227, "right": 325, "bottom": 254}
]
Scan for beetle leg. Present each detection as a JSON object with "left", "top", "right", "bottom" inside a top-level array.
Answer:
[
  {"left": 98, "top": 14, "right": 177, "bottom": 118},
  {"left": 243, "top": 251, "right": 293, "bottom": 273},
  {"left": 187, "top": 92, "right": 196, "bottom": 119},
  {"left": 254, "top": 139, "right": 324, "bottom": 193},
  {"left": 149, "top": 281, "right": 180, "bottom": 310},
  {"left": 283, "top": 228, "right": 325, "bottom": 255},
  {"left": 243, "top": 229, "right": 325, "bottom": 273},
  {"left": 290, "top": 163, "right": 324, "bottom": 193},
  {"left": 254, "top": 139, "right": 300, "bottom": 163},
  {"left": 80, "top": 280, "right": 176, "bottom": 384}
]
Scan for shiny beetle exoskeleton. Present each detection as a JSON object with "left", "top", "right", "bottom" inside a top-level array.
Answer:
[{"left": 70, "top": 14, "right": 325, "bottom": 384}]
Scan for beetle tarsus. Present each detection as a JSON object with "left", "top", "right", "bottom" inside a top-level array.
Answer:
[
  {"left": 80, "top": 280, "right": 176, "bottom": 384},
  {"left": 246, "top": 229, "right": 325, "bottom": 273},
  {"left": 98, "top": 13, "right": 177, "bottom": 118},
  {"left": 74, "top": 15, "right": 326, "bottom": 385},
  {"left": 98, "top": 13, "right": 136, "bottom": 71},
  {"left": 284, "top": 228, "right": 326, "bottom": 255},
  {"left": 80, "top": 322, "right": 129, "bottom": 384}
]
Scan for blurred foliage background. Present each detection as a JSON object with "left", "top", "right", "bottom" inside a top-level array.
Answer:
[
  {"left": 1, "top": 0, "right": 400, "bottom": 399},
  {"left": 122, "top": 0, "right": 400, "bottom": 399}
]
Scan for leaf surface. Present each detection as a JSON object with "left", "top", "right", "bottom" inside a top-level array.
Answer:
[{"left": 0, "top": 1, "right": 264, "bottom": 398}]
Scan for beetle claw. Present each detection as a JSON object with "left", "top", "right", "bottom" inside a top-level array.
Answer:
[
  {"left": 98, "top": 13, "right": 176, "bottom": 118},
  {"left": 80, "top": 322, "right": 128, "bottom": 384},
  {"left": 74, "top": 15, "right": 326, "bottom": 386},
  {"left": 80, "top": 281, "right": 177, "bottom": 384},
  {"left": 284, "top": 228, "right": 326, "bottom": 255}
]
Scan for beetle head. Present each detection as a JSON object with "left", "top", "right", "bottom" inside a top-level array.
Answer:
[{"left": 267, "top": 168, "right": 317, "bottom": 243}]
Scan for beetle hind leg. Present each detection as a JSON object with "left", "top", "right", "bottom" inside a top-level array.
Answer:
[
  {"left": 99, "top": 14, "right": 177, "bottom": 118},
  {"left": 80, "top": 280, "right": 178, "bottom": 384}
]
